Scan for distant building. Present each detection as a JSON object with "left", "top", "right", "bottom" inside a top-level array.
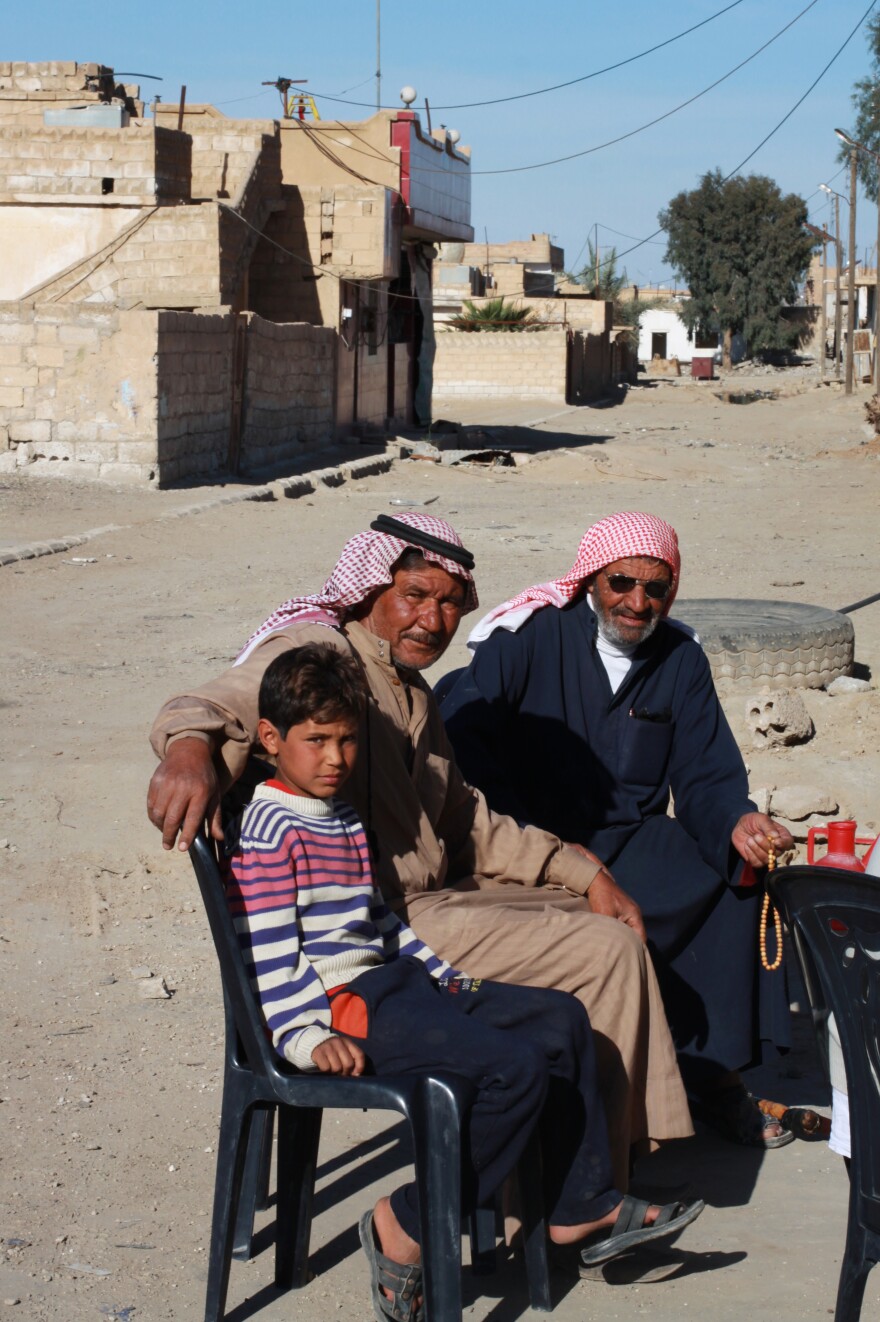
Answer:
[
  {"left": 0, "top": 62, "right": 473, "bottom": 482},
  {"left": 431, "top": 235, "right": 621, "bottom": 405},
  {"left": 432, "top": 232, "right": 564, "bottom": 322}
]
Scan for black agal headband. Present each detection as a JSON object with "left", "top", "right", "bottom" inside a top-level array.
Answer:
[{"left": 370, "top": 515, "right": 476, "bottom": 572}]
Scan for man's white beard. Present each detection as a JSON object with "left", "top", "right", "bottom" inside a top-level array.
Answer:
[{"left": 592, "top": 597, "right": 661, "bottom": 648}]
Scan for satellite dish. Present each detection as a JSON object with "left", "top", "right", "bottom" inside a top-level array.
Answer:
[
  {"left": 448, "top": 129, "right": 461, "bottom": 144},
  {"left": 400, "top": 86, "right": 417, "bottom": 106}
]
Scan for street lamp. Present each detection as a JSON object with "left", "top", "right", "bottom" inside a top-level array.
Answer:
[
  {"left": 819, "top": 183, "right": 844, "bottom": 382},
  {"left": 835, "top": 127, "right": 880, "bottom": 394},
  {"left": 833, "top": 130, "right": 860, "bottom": 394}
]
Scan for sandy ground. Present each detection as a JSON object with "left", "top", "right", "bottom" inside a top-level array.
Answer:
[{"left": 2, "top": 363, "right": 880, "bottom": 1321}]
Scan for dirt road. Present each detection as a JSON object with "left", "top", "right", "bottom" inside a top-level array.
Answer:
[{"left": 2, "top": 365, "right": 879, "bottom": 1320}]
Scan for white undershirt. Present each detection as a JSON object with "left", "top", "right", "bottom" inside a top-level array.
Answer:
[{"left": 594, "top": 626, "right": 638, "bottom": 694}]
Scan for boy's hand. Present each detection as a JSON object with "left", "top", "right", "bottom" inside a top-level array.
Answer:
[{"left": 311, "top": 1036, "right": 366, "bottom": 1076}]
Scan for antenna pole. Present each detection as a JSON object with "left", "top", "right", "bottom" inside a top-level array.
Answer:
[{"left": 376, "top": 0, "right": 381, "bottom": 112}]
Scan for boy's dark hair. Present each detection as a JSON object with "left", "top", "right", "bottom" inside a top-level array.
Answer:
[{"left": 258, "top": 645, "right": 367, "bottom": 736}]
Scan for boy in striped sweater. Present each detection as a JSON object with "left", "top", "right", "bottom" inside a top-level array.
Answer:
[{"left": 225, "top": 645, "right": 703, "bottom": 1321}]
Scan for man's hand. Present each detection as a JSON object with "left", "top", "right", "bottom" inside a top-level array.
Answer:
[
  {"left": 311, "top": 1036, "right": 366, "bottom": 1076},
  {"left": 731, "top": 812, "right": 795, "bottom": 868},
  {"left": 146, "top": 737, "right": 222, "bottom": 851},
  {"left": 567, "top": 843, "right": 647, "bottom": 943}
]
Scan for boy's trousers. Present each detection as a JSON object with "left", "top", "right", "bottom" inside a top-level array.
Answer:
[{"left": 335, "top": 957, "right": 622, "bottom": 1243}]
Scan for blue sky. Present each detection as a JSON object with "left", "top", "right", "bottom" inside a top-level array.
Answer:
[{"left": 8, "top": 0, "right": 879, "bottom": 282}]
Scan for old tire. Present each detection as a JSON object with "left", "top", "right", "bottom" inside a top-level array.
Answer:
[{"left": 672, "top": 599, "right": 854, "bottom": 690}]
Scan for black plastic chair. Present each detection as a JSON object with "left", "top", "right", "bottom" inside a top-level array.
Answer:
[
  {"left": 189, "top": 831, "right": 551, "bottom": 1321},
  {"left": 768, "top": 865, "right": 880, "bottom": 1322}
]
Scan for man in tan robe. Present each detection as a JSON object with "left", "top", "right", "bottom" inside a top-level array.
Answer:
[{"left": 147, "top": 513, "right": 692, "bottom": 1184}]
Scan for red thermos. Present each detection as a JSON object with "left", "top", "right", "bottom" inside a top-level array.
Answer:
[{"left": 807, "top": 820, "right": 867, "bottom": 872}]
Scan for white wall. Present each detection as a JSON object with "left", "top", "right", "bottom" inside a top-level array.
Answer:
[
  {"left": 0, "top": 207, "right": 143, "bottom": 299},
  {"left": 638, "top": 308, "right": 697, "bottom": 362}
]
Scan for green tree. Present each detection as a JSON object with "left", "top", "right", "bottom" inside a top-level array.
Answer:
[
  {"left": 659, "top": 170, "right": 815, "bottom": 367},
  {"left": 840, "top": 13, "right": 880, "bottom": 200}
]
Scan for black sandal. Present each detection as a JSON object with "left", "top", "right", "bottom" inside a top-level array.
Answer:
[
  {"left": 696, "top": 1084, "right": 795, "bottom": 1149},
  {"left": 577, "top": 1194, "right": 705, "bottom": 1272},
  {"left": 359, "top": 1210, "right": 424, "bottom": 1322}
]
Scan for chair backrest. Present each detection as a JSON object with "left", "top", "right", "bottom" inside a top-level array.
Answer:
[
  {"left": 769, "top": 865, "right": 880, "bottom": 1207},
  {"left": 189, "top": 832, "right": 288, "bottom": 1083}
]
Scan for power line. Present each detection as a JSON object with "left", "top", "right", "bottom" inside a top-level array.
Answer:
[
  {"left": 220, "top": 202, "right": 428, "bottom": 304},
  {"left": 574, "top": 0, "right": 876, "bottom": 279},
  {"left": 297, "top": 0, "right": 821, "bottom": 180},
  {"left": 220, "top": 2, "right": 875, "bottom": 297},
  {"left": 306, "top": 0, "right": 747, "bottom": 112},
  {"left": 463, "top": 0, "right": 821, "bottom": 176},
  {"left": 719, "top": 0, "right": 876, "bottom": 178}
]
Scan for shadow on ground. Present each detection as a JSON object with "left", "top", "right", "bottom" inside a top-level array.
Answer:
[{"left": 226, "top": 963, "right": 831, "bottom": 1320}]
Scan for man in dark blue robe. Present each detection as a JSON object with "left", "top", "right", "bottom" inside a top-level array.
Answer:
[{"left": 438, "top": 512, "right": 795, "bottom": 1148}]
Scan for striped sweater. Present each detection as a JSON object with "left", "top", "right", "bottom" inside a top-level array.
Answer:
[{"left": 224, "top": 781, "right": 455, "bottom": 1071}]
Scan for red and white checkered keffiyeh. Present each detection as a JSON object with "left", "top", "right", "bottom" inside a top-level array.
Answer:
[
  {"left": 236, "top": 512, "right": 478, "bottom": 664},
  {"left": 468, "top": 511, "right": 680, "bottom": 648}
]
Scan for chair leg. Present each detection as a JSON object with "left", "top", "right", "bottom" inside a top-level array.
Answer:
[
  {"left": 275, "top": 1106, "right": 323, "bottom": 1291},
  {"left": 412, "top": 1075, "right": 467, "bottom": 1322},
  {"left": 835, "top": 1218, "right": 872, "bottom": 1322},
  {"left": 232, "top": 1106, "right": 275, "bottom": 1261},
  {"left": 205, "top": 1079, "right": 254, "bottom": 1322},
  {"left": 516, "top": 1131, "right": 552, "bottom": 1312},
  {"left": 467, "top": 1204, "right": 497, "bottom": 1276}
]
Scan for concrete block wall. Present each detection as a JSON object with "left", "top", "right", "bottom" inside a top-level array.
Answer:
[
  {"left": 247, "top": 187, "right": 332, "bottom": 325},
  {"left": 240, "top": 315, "right": 335, "bottom": 469},
  {"left": 0, "top": 304, "right": 161, "bottom": 482},
  {"left": 0, "top": 304, "right": 340, "bottom": 484},
  {"left": 0, "top": 123, "right": 191, "bottom": 203},
  {"left": 568, "top": 329, "right": 610, "bottom": 403},
  {"left": 0, "top": 62, "right": 144, "bottom": 125},
  {"left": 324, "top": 186, "right": 397, "bottom": 279},
  {"left": 432, "top": 328, "right": 569, "bottom": 403},
  {"left": 154, "top": 311, "right": 233, "bottom": 482},
  {"left": 249, "top": 184, "right": 396, "bottom": 330},
  {"left": 119, "top": 206, "right": 220, "bottom": 306},
  {"left": 218, "top": 138, "right": 283, "bottom": 306},
  {"left": 154, "top": 108, "right": 279, "bottom": 201},
  {"left": 27, "top": 205, "right": 222, "bottom": 308}
]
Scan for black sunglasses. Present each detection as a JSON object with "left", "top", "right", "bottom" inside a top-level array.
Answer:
[{"left": 604, "top": 571, "right": 671, "bottom": 602}]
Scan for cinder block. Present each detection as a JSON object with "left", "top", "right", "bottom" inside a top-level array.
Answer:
[
  {"left": 0, "top": 364, "right": 37, "bottom": 387},
  {"left": 55, "top": 419, "right": 99, "bottom": 443},
  {"left": 0, "top": 322, "right": 34, "bottom": 345},
  {"left": 58, "top": 325, "right": 100, "bottom": 347},
  {"left": 114, "top": 438, "right": 158, "bottom": 465},
  {"left": 36, "top": 440, "right": 75, "bottom": 461},
  {"left": 8, "top": 419, "right": 50, "bottom": 443}
]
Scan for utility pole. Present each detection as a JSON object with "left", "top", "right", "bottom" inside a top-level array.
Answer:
[
  {"left": 835, "top": 128, "right": 880, "bottom": 394},
  {"left": 846, "top": 143, "right": 858, "bottom": 394},
  {"left": 872, "top": 195, "right": 880, "bottom": 393},
  {"left": 820, "top": 238, "right": 827, "bottom": 383},
  {"left": 594, "top": 222, "right": 599, "bottom": 297},
  {"left": 822, "top": 182, "right": 844, "bottom": 382},
  {"left": 835, "top": 193, "right": 843, "bottom": 382}
]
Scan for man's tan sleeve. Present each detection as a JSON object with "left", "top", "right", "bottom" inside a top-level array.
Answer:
[
  {"left": 149, "top": 625, "right": 351, "bottom": 788},
  {"left": 425, "top": 696, "right": 601, "bottom": 895}
]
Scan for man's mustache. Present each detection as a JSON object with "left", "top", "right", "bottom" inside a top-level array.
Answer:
[{"left": 400, "top": 629, "right": 443, "bottom": 648}]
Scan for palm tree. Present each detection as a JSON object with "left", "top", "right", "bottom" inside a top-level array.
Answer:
[
  {"left": 448, "top": 297, "right": 538, "bottom": 332},
  {"left": 569, "top": 241, "right": 628, "bottom": 303}
]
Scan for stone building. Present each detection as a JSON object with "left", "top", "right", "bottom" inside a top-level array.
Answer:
[
  {"left": 0, "top": 62, "right": 472, "bottom": 483},
  {"left": 431, "top": 234, "right": 616, "bottom": 405}
]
